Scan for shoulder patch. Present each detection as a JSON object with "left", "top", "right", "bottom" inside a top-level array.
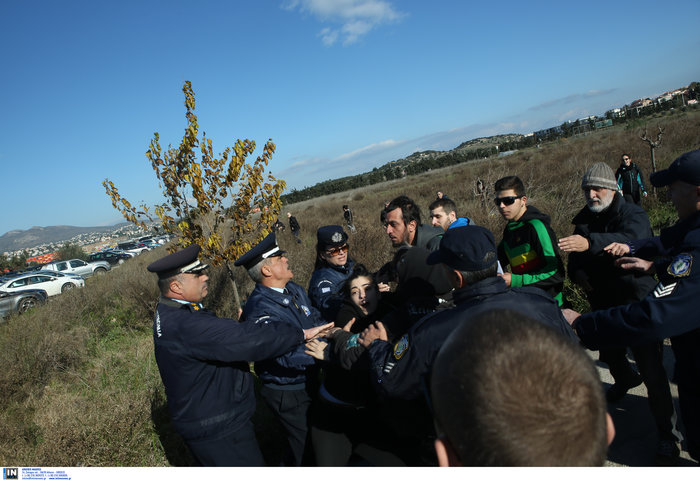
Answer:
[
  {"left": 301, "top": 305, "right": 311, "bottom": 316},
  {"left": 393, "top": 334, "right": 410, "bottom": 360},
  {"left": 653, "top": 281, "right": 677, "bottom": 298},
  {"left": 668, "top": 253, "right": 692, "bottom": 277}
]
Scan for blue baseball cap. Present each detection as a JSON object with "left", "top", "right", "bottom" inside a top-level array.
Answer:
[
  {"left": 426, "top": 226, "right": 497, "bottom": 271},
  {"left": 650, "top": 149, "right": 700, "bottom": 187}
]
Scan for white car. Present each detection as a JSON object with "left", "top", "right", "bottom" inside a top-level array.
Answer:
[
  {"left": 0, "top": 272, "right": 85, "bottom": 297},
  {"left": 41, "top": 258, "right": 111, "bottom": 278}
]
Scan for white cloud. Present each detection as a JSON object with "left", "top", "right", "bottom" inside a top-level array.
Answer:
[
  {"left": 284, "top": 0, "right": 404, "bottom": 46},
  {"left": 335, "top": 138, "right": 403, "bottom": 161}
]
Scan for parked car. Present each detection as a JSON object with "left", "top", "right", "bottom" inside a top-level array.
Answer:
[
  {"left": 39, "top": 271, "right": 86, "bottom": 281},
  {"left": 89, "top": 251, "right": 131, "bottom": 266},
  {"left": 117, "top": 241, "right": 150, "bottom": 255},
  {"left": 103, "top": 248, "right": 136, "bottom": 258},
  {"left": 41, "top": 258, "right": 111, "bottom": 278},
  {"left": 0, "top": 288, "right": 48, "bottom": 319},
  {"left": 0, "top": 272, "right": 84, "bottom": 297}
]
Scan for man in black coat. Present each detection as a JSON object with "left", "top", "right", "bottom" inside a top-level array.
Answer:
[
  {"left": 564, "top": 149, "right": 700, "bottom": 462},
  {"left": 558, "top": 162, "right": 681, "bottom": 461},
  {"left": 287, "top": 212, "right": 302, "bottom": 243}
]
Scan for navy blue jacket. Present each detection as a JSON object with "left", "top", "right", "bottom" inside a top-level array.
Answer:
[
  {"left": 367, "top": 276, "right": 577, "bottom": 401},
  {"left": 308, "top": 259, "right": 355, "bottom": 319},
  {"left": 152, "top": 297, "right": 303, "bottom": 441},
  {"left": 567, "top": 193, "right": 657, "bottom": 309},
  {"left": 573, "top": 210, "right": 700, "bottom": 386},
  {"left": 241, "top": 282, "right": 326, "bottom": 386}
]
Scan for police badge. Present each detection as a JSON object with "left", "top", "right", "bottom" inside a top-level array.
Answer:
[
  {"left": 668, "top": 253, "right": 692, "bottom": 278},
  {"left": 393, "top": 334, "right": 410, "bottom": 360},
  {"left": 331, "top": 231, "right": 343, "bottom": 243}
]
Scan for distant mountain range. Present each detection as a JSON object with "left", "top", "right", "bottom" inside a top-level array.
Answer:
[{"left": 0, "top": 224, "right": 130, "bottom": 253}]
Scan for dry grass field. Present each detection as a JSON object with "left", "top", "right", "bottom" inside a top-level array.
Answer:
[{"left": 0, "top": 107, "right": 698, "bottom": 466}]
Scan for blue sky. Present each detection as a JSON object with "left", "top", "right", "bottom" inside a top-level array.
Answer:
[{"left": 1, "top": 0, "right": 698, "bottom": 235}]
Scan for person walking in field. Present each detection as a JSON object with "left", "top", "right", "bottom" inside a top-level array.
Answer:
[
  {"left": 616, "top": 153, "right": 648, "bottom": 205},
  {"left": 288, "top": 212, "right": 302, "bottom": 244},
  {"left": 343, "top": 205, "right": 356, "bottom": 233}
]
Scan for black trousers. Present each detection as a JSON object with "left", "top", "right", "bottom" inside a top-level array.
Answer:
[
  {"left": 185, "top": 420, "right": 265, "bottom": 466},
  {"left": 260, "top": 384, "right": 311, "bottom": 466},
  {"left": 309, "top": 395, "right": 404, "bottom": 466}
]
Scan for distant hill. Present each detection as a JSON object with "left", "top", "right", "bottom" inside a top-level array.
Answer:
[
  {"left": 0, "top": 224, "right": 130, "bottom": 253},
  {"left": 281, "top": 133, "right": 529, "bottom": 203}
]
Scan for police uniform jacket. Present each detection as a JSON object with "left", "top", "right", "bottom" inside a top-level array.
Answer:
[
  {"left": 567, "top": 193, "right": 657, "bottom": 309},
  {"left": 241, "top": 281, "right": 326, "bottom": 386},
  {"left": 153, "top": 297, "right": 303, "bottom": 441},
  {"left": 308, "top": 259, "right": 355, "bottom": 318},
  {"left": 366, "top": 276, "right": 577, "bottom": 401},
  {"left": 573, "top": 210, "right": 700, "bottom": 387}
]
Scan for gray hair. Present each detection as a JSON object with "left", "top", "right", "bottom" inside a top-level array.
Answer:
[{"left": 247, "top": 257, "right": 271, "bottom": 283}]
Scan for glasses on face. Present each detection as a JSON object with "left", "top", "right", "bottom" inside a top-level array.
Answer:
[
  {"left": 326, "top": 245, "right": 349, "bottom": 257},
  {"left": 494, "top": 196, "right": 522, "bottom": 206},
  {"left": 623, "top": 157, "right": 630, "bottom": 161}
]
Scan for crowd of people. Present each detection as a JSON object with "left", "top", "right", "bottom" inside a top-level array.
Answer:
[{"left": 146, "top": 148, "right": 700, "bottom": 467}]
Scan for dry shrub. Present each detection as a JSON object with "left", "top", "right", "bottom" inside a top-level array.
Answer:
[{"left": 23, "top": 335, "right": 167, "bottom": 466}]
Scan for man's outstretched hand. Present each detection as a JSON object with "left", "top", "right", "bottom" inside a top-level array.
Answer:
[{"left": 359, "top": 321, "right": 388, "bottom": 348}]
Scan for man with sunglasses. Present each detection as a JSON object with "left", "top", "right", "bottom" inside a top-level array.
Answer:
[
  {"left": 148, "top": 244, "right": 332, "bottom": 466},
  {"left": 494, "top": 176, "right": 565, "bottom": 306},
  {"left": 236, "top": 233, "right": 334, "bottom": 466},
  {"left": 308, "top": 225, "right": 355, "bottom": 319}
]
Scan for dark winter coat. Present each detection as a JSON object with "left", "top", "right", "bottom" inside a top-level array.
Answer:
[{"left": 567, "top": 193, "right": 656, "bottom": 309}]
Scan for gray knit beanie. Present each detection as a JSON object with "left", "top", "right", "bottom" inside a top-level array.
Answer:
[{"left": 582, "top": 162, "right": 618, "bottom": 190}]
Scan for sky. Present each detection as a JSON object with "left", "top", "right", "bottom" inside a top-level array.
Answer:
[{"left": 1, "top": 0, "right": 699, "bottom": 235}]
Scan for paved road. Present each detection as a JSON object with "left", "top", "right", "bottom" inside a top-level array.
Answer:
[{"left": 593, "top": 340, "right": 697, "bottom": 466}]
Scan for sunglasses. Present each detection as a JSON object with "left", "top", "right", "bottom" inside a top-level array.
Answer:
[
  {"left": 494, "top": 196, "right": 522, "bottom": 206},
  {"left": 326, "top": 245, "right": 349, "bottom": 257}
]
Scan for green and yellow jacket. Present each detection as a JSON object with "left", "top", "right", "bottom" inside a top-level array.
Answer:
[{"left": 497, "top": 205, "right": 565, "bottom": 306}]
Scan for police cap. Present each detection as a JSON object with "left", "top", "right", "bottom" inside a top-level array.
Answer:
[
  {"left": 650, "top": 149, "right": 700, "bottom": 187},
  {"left": 426, "top": 225, "right": 497, "bottom": 271},
  {"left": 233, "top": 232, "right": 285, "bottom": 270},
  {"left": 147, "top": 244, "right": 209, "bottom": 279},
  {"left": 316, "top": 225, "right": 348, "bottom": 250}
]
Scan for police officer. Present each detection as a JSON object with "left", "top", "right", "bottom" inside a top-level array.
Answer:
[
  {"left": 148, "top": 243, "right": 332, "bottom": 466},
  {"left": 564, "top": 149, "right": 700, "bottom": 462},
  {"left": 359, "top": 226, "right": 576, "bottom": 465},
  {"left": 308, "top": 225, "right": 355, "bottom": 320},
  {"left": 236, "top": 232, "right": 332, "bottom": 466}
]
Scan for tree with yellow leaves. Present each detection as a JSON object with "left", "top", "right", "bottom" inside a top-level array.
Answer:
[{"left": 104, "top": 81, "right": 286, "bottom": 309}]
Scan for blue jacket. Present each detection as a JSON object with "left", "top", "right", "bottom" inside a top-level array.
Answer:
[
  {"left": 152, "top": 297, "right": 303, "bottom": 441},
  {"left": 241, "top": 282, "right": 326, "bottom": 386},
  {"left": 573, "top": 210, "right": 700, "bottom": 386},
  {"left": 308, "top": 259, "right": 355, "bottom": 318},
  {"left": 367, "top": 276, "right": 576, "bottom": 401}
]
